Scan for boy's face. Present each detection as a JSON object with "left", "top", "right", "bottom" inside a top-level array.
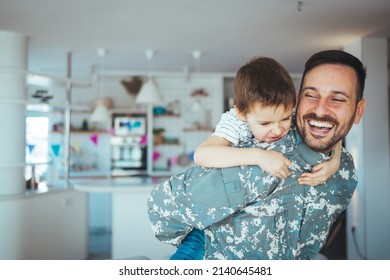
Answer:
[{"left": 237, "top": 103, "right": 294, "bottom": 143}]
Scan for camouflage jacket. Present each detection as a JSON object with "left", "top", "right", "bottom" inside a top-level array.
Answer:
[{"left": 147, "top": 126, "right": 357, "bottom": 259}]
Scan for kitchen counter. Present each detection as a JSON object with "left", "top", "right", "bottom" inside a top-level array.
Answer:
[
  {"left": 73, "top": 176, "right": 162, "bottom": 192},
  {"left": 73, "top": 176, "right": 175, "bottom": 260}
]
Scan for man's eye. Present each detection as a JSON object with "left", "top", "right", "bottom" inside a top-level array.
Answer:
[
  {"left": 332, "top": 98, "right": 346, "bottom": 103},
  {"left": 304, "top": 93, "right": 317, "bottom": 99}
]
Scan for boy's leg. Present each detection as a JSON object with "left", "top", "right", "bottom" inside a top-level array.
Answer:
[{"left": 169, "top": 228, "right": 205, "bottom": 260}]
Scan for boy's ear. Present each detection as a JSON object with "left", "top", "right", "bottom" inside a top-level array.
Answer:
[{"left": 235, "top": 107, "right": 247, "bottom": 121}]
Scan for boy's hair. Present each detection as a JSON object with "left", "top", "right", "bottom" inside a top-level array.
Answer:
[
  {"left": 300, "top": 50, "right": 367, "bottom": 103},
  {"left": 234, "top": 56, "right": 296, "bottom": 115}
]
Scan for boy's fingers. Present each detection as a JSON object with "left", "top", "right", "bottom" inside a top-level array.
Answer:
[
  {"left": 311, "top": 164, "right": 324, "bottom": 172},
  {"left": 277, "top": 169, "right": 290, "bottom": 179},
  {"left": 298, "top": 175, "right": 326, "bottom": 187}
]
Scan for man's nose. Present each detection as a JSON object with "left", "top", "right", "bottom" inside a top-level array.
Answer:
[{"left": 313, "top": 98, "right": 330, "bottom": 116}]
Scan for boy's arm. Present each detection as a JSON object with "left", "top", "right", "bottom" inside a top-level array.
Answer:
[
  {"left": 194, "top": 135, "right": 291, "bottom": 179},
  {"left": 298, "top": 140, "right": 342, "bottom": 187}
]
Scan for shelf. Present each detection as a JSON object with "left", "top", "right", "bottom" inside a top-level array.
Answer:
[
  {"left": 111, "top": 143, "right": 147, "bottom": 147},
  {"left": 154, "top": 142, "right": 180, "bottom": 146},
  {"left": 26, "top": 103, "right": 92, "bottom": 113},
  {"left": 183, "top": 127, "right": 214, "bottom": 132},
  {"left": 154, "top": 113, "right": 180, "bottom": 118},
  {"left": 51, "top": 130, "right": 109, "bottom": 134}
]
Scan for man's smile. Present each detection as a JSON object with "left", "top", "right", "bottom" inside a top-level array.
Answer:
[
  {"left": 303, "top": 113, "right": 338, "bottom": 138},
  {"left": 308, "top": 120, "right": 334, "bottom": 137},
  {"left": 308, "top": 120, "right": 334, "bottom": 129}
]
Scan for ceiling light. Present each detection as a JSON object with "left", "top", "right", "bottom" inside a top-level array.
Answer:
[
  {"left": 136, "top": 49, "right": 161, "bottom": 104},
  {"left": 136, "top": 78, "right": 160, "bottom": 103},
  {"left": 192, "top": 50, "right": 203, "bottom": 72},
  {"left": 90, "top": 101, "right": 110, "bottom": 123},
  {"left": 90, "top": 48, "right": 110, "bottom": 123}
]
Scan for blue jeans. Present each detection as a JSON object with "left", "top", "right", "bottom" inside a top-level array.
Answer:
[{"left": 169, "top": 228, "right": 205, "bottom": 260}]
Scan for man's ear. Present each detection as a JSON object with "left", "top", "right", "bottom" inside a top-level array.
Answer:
[
  {"left": 353, "top": 98, "right": 366, "bottom": 124},
  {"left": 235, "top": 107, "right": 247, "bottom": 121}
]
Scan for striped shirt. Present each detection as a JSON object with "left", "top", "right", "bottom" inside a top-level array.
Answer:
[{"left": 213, "top": 108, "right": 252, "bottom": 146}]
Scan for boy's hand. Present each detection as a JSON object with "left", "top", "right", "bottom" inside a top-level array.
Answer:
[
  {"left": 298, "top": 141, "right": 341, "bottom": 187},
  {"left": 298, "top": 159, "right": 339, "bottom": 187},
  {"left": 258, "top": 150, "right": 291, "bottom": 179},
  {"left": 298, "top": 163, "right": 330, "bottom": 187}
]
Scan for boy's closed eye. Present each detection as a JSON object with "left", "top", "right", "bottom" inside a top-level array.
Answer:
[{"left": 258, "top": 116, "right": 291, "bottom": 126}]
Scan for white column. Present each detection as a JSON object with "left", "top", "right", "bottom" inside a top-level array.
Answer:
[
  {"left": 0, "top": 31, "right": 27, "bottom": 195},
  {"left": 0, "top": 30, "right": 27, "bottom": 259},
  {"left": 345, "top": 37, "right": 390, "bottom": 259}
]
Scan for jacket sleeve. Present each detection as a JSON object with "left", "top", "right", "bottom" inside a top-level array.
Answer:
[{"left": 147, "top": 164, "right": 277, "bottom": 246}]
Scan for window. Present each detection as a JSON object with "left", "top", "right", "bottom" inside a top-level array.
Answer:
[{"left": 25, "top": 115, "right": 50, "bottom": 188}]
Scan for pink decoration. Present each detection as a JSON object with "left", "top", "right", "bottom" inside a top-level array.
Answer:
[
  {"left": 90, "top": 134, "right": 98, "bottom": 145},
  {"left": 139, "top": 134, "right": 147, "bottom": 145},
  {"left": 152, "top": 151, "right": 161, "bottom": 162},
  {"left": 169, "top": 156, "right": 178, "bottom": 166}
]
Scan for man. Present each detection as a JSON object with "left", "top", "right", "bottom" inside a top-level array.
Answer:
[{"left": 147, "top": 50, "right": 366, "bottom": 259}]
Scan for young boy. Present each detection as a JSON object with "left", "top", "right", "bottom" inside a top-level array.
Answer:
[{"left": 151, "top": 56, "right": 341, "bottom": 260}]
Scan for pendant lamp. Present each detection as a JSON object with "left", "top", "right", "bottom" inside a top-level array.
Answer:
[
  {"left": 190, "top": 50, "right": 203, "bottom": 112},
  {"left": 90, "top": 48, "right": 110, "bottom": 123},
  {"left": 136, "top": 49, "right": 162, "bottom": 104},
  {"left": 90, "top": 101, "right": 109, "bottom": 122},
  {"left": 136, "top": 78, "right": 160, "bottom": 103}
]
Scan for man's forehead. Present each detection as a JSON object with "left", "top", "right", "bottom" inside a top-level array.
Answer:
[{"left": 302, "top": 64, "right": 357, "bottom": 97}]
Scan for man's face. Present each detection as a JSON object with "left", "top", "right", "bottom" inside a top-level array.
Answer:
[{"left": 296, "top": 64, "right": 365, "bottom": 153}]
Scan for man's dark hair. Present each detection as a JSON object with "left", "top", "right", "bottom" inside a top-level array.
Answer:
[{"left": 299, "top": 50, "right": 367, "bottom": 103}]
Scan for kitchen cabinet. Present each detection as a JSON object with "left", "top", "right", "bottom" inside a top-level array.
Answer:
[{"left": 74, "top": 177, "right": 175, "bottom": 259}]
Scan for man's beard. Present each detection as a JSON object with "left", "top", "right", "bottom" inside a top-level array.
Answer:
[{"left": 298, "top": 113, "right": 354, "bottom": 154}]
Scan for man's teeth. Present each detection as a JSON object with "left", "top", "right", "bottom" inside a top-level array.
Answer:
[{"left": 309, "top": 120, "right": 333, "bottom": 128}]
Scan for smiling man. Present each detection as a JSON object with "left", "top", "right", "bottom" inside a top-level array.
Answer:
[
  {"left": 147, "top": 50, "right": 367, "bottom": 259},
  {"left": 297, "top": 62, "right": 365, "bottom": 154}
]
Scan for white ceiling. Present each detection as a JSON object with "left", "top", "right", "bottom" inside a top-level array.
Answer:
[{"left": 1, "top": 0, "right": 390, "bottom": 77}]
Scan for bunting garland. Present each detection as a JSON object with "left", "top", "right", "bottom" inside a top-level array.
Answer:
[
  {"left": 90, "top": 134, "right": 98, "bottom": 146},
  {"left": 51, "top": 144, "right": 61, "bottom": 157}
]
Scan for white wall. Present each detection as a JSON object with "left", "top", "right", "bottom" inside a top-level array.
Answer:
[
  {"left": 0, "top": 189, "right": 88, "bottom": 259},
  {"left": 345, "top": 37, "right": 390, "bottom": 259}
]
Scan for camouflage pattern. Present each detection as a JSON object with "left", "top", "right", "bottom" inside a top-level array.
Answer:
[{"left": 147, "top": 126, "right": 357, "bottom": 259}]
